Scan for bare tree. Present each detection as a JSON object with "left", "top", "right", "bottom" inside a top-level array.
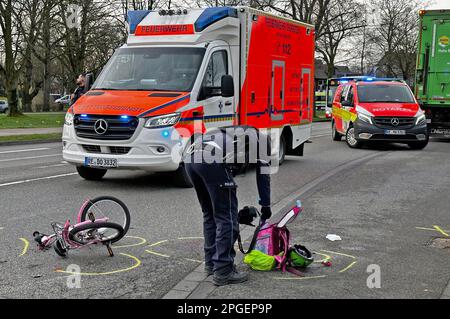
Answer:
[
  {"left": 316, "top": 0, "right": 365, "bottom": 78},
  {"left": 369, "top": 0, "right": 429, "bottom": 82},
  {"left": 0, "top": 0, "right": 24, "bottom": 116}
]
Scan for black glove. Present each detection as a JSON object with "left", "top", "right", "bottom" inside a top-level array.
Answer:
[
  {"left": 261, "top": 206, "right": 272, "bottom": 220},
  {"left": 238, "top": 206, "right": 259, "bottom": 226}
]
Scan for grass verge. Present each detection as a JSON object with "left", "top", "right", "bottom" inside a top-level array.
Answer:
[
  {"left": 0, "top": 113, "right": 65, "bottom": 129},
  {"left": 0, "top": 133, "right": 62, "bottom": 143}
]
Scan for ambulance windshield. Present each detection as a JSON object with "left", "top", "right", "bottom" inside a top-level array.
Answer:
[
  {"left": 357, "top": 85, "right": 415, "bottom": 103},
  {"left": 93, "top": 47, "right": 206, "bottom": 92}
]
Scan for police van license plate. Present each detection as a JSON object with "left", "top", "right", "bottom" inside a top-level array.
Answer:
[
  {"left": 384, "top": 130, "right": 406, "bottom": 135},
  {"left": 85, "top": 157, "right": 118, "bottom": 168}
]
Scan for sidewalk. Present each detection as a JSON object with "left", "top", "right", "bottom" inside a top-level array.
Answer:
[{"left": 0, "top": 127, "right": 63, "bottom": 137}]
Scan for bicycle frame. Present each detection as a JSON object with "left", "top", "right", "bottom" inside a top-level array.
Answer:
[{"left": 36, "top": 198, "right": 109, "bottom": 251}]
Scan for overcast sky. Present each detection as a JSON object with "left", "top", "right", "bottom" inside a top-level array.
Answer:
[{"left": 427, "top": 0, "right": 450, "bottom": 9}]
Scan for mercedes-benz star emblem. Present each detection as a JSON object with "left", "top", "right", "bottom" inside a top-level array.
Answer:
[
  {"left": 391, "top": 118, "right": 400, "bottom": 126},
  {"left": 94, "top": 119, "right": 108, "bottom": 135}
]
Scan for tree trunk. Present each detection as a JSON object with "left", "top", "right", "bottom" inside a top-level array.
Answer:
[
  {"left": 42, "top": 61, "right": 51, "bottom": 112},
  {"left": 6, "top": 85, "right": 20, "bottom": 116}
]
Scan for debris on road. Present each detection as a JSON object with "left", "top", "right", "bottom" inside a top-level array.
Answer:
[{"left": 326, "top": 234, "right": 342, "bottom": 241}]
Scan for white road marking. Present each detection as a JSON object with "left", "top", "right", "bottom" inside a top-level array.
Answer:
[
  {"left": 0, "top": 154, "right": 61, "bottom": 162},
  {"left": 36, "top": 163, "right": 69, "bottom": 169},
  {"left": 0, "top": 147, "right": 51, "bottom": 155},
  {"left": 0, "top": 172, "right": 78, "bottom": 188}
]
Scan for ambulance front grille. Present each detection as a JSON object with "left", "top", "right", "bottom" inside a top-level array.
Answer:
[
  {"left": 373, "top": 117, "right": 415, "bottom": 128},
  {"left": 82, "top": 145, "right": 131, "bottom": 155},
  {"left": 74, "top": 115, "right": 139, "bottom": 140}
]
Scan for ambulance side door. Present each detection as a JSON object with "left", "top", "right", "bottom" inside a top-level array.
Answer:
[
  {"left": 341, "top": 85, "right": 355, "bottom": 133},
  {"left": 197, "top": 47, "right": 234, "bottom": 130},
  {"left": 333, "top": 85, "right": 346, "bottom": 133}
]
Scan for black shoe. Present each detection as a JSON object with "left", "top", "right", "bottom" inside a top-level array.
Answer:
[
  {"left": 205, "top": 266, "right": 214, "bottom": 276},
  {"left": 213, "top": 270, "right": 248, "bottom": 286}
]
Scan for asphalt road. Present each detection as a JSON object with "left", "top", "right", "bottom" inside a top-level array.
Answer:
[{"left": 0, "top": 122, "right": 448, "bottom": 299}]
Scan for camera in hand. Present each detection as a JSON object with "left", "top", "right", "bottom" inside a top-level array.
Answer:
[{"left": 238, "top": 206, "right": 259, "bottom": 226}]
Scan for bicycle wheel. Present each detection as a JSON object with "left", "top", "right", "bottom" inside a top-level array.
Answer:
[
  {"left": 69, "top": 222, "right": 124, "bottom": 245},
  {"left": 80, "top": 196, "right": 130, "bottom": 235}
]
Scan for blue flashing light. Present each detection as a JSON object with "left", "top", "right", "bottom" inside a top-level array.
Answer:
[
  {"left": 81, "top": 114, "right": 88, "bottom": 118},
  {"left": 121, "top": 115, "right": 129, "bottom": 119},
  {"left": 366, "top": 77, "right": 374, "bottom": 81},
  {"left": 194, "top": 7, "right": 238, "bottom": 32},
  {"left": 340, "top": 80, "right": 349, "bottom": 84},
  {"left": 162, "top": 130, "right": 170, "bottom": 138},
  {"left": 127, "top": 10, "right": 151, "bottom": 34}
]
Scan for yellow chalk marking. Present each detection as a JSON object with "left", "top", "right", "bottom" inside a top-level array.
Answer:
[
  {"left": 416, "top": 227, "right": 436, "bottom": 231},
  {"left": 148, "top": 240, "right": 168, "bottom": 248},
  {"left": 339, "top": 261, "right": 357, "bottom": 273},
  {"left": 321, "top": 250, "right": 356, "bottom": 260},
  {"left": 416, "top": 226, "right": 450, "bottom": 233},
  {"left": 314, "top": 251, "right": 331, "bottom": 263},
  {"left": 145, "top": 250, "right": 170, "bottom": 258},
  {"left": 19, "top": 238, "right": 29, "bottom": 257},
  {"left": 433, "top": 225, "right": 449, "bottom": 237},
  {"left": 55, "top": 253, "right": 141, "bottom": 276},
  {"left": 274, "top": 275, "right": 327, "bottom": 280},
  {"left": 184, "top": 258, "right": 203, "bottom": 263},
  {"left": 112, "top": 236, "right": 147, "bottom": 248}
]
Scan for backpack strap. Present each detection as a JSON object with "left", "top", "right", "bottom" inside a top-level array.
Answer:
[
  {"left": 238, "top": 219, "right": 264, "bottom": 254},
  {"left": 272, "top": 227, "right": 288, "bottom": 271}
]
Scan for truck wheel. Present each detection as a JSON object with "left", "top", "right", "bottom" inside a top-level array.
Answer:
[
  {"left": 346, "top": 125, "right": 362, "bottom": 149},
  {"left": 76, "top": 166, "right": 107, "bottom": 181},
  {"left": 172, "top": 163, "right": 193, "bottom": 188},
  {"left": 408, "top": 140, "right": 429, "bottom": 150},
  {"left": 332, "top": 121, "right": 342, "bottom": 141},
  {"left": 278, "top": 135, "right": 286, "bottom": 165}
]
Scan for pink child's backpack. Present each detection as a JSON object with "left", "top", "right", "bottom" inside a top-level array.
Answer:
[{"left": 238, "top": 200, "right": 303, "bottom": 273}]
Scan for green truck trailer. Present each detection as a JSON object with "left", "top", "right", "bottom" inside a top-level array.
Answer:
[{"left": 415, "top": 9, "right": 450, "bottom": 136}]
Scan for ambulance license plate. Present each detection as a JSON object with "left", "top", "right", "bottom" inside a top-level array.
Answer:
[
  {"left": 85, "top": 157, "right": 118, "bottom": 168},
  {"left": 384, "top": 130, "right": 406, "bottom": 135}
]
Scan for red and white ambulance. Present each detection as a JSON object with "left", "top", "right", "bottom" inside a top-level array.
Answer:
[{"left": 62, "top": 7, "right": 315, "bottom": 186}]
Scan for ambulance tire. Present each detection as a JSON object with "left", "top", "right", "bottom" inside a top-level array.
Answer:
[
  {"left": 279, "top": 135, "right": 286, "bottom": 165},
  {"left": 172, "top": 163, "right": 193, "bottom": 188},
  {"left": 76, "top": 166, "right": 107, "bottom": 181},
  {"left": 345, "top": 125, "right": 362, "bottom": 149},
  {"left": 407, "top": 140, "right": 429, "bottom": 150},
  {"left": 332, "top": 121, "right": 342, "bottom": 141}
]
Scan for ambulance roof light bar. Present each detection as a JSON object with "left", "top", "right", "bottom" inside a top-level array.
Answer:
[
  {"left": 159, "top": 9, "right": 188, "bottom": 16},
  {"left": 194, "top": 7, "right": 238, "bottom": 32},
  {"left": 127, "top": 10, "right": 151, "bottom": 34},
  {"left": 328, "top": 76, "right": 404, "bottom": 85}
]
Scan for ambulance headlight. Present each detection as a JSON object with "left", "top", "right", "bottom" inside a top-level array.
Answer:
[
  {"left": 64, "top": 112, "right": 74, "bottom": 126},
  {"left": 357, "top": 113, "right": 373, "bottom": 124},
  {"left": 145, "top": 113, "right": 181, "bottom": 128},
  {"left": 415, "top": 113, "right": 426, "bottom": 125}
]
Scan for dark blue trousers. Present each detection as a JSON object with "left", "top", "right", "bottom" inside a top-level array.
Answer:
[{"left": 185, "top": 162, "right": 239, "bottom": 276}]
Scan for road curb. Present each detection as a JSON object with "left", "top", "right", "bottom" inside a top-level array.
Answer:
[
  {"left": 163, "top": 151, "right": 388, "bottom": 299},
  {"left": 0, "top": 138, "right": 61, "bottom": 147},
  {"left": 441, "top": 279, "right": 450, "bottom": 299}
]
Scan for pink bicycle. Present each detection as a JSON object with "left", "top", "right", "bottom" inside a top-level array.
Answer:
[{"left": 33, "top": 196, "right": 130, "bottom": 257}]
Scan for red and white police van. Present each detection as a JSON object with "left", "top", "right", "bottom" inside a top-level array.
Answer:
[{"left": 62, "top": 7, "right": 315, "bottom": 186}]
